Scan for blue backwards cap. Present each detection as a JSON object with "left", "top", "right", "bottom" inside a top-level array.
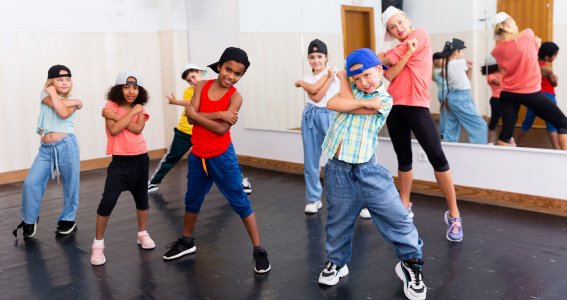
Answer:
[{"left": 346, "top": 48, "right": 383, "bottom": 77}]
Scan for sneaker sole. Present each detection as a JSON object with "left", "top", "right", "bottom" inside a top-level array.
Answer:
[
  {"left": 137, "top": 241, "right": 156, "bottom": 250},
  {"left": 254, "top": 264, "right": 271, "bottom": 274},
  {"left": 444, "top": 211, "right": 463, "bottom": 243},
  {"left": 318, "top": 264, "right": 349, "bottom": 286},
  {"left": 148, "top": 187, "right": 159, "bottom": 193},
  {"left": 55, "top": 224, "right": 77, "bottom": 235},
  {"left": 91, "top": 257, "right": 106, "bottom": 266},
  {"left": 244, "top": 189, "right": 252, "bottom": 195},
  {"left": 163, "top": 246, "right": 196, "bottom": 260},
  {"left": 24, "top": 223, "right": 38, "bottom": 239}
]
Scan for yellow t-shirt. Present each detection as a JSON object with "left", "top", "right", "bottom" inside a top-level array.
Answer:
[{"left": 176, "top": 87, "right": 194, "bottom": 135}]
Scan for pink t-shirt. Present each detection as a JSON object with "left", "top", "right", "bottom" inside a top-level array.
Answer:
[
  {"left": 491, "top": 29, "right": 541, "bottom": 94},
  {"left": 487, "top": 72, "right": 503, "bottom": 98},
  {"left": 384, "top": 27, "right": 432, "bottom": 108},
  {"left": 104, "top": 101, "right": 149, "bottom": 155}
]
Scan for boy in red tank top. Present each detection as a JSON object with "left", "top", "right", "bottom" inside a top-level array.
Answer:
[{"left": 162, "top": 47, "right": 271, "bottom": 274}]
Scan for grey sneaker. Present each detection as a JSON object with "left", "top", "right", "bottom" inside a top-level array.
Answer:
[{"left": 444, "top": 211, "right": 463, "bottom": 242}]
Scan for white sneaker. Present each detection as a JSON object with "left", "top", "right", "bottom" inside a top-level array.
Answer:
[
  {"left": 242, "top": 177, "right": 252, "bottom": 195},
  {"left": 318, "top": 262, "right": 349, "bottom": 286},
  {"left": 91, "top": 243, "right": 106, "bottom": 266},
  {"left": 305, "top": 201, "right": 322, "bottom": 214},
  {"left": 359, "top": 208, "right": 371, "bottom": 219},
  {"left": 137, "top": 231, "right": 156, "bottom": 250}
]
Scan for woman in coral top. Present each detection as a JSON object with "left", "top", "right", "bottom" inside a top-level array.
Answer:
[{"left": 491, "top": 12, "right": 567, "bottom": 149}]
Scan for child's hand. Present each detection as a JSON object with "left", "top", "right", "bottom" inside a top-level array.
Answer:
[
  {"left": 406, "top": 38, "right": 418, "bottom": 54},
  {"left": 294, "top": 80, "right": 302, "bottom": 88},
  {"left": 166, "top": 93, "right": 177, "bottom": 105},
  {"left": 365, "top": 97, "right": 382, "bottom": 110},
  {"left": 219, "top": 111, "right": 238, "bottom": 125},
  {"left": 45, "top": 86, "right": 57, "bottom": 95},
  {"left": 467, "top": 60, "right": 473, "bottom": 69},
  {"left": 74, "top": 99, "right": 84, "bottom": 110},
  {"left": 101, "top": 107, "right": 118, "bottom": 120},
  {"left": 336, "top": 69, "right": 347, "bottom": 80},
  {"left": 185, "top": 103, "right": 196, "bottom": 117},
  {"left": 132, "top": 104, "right": 144, "bottom": 115},
  {"left": 328, "top": 67, "right": 336, "bottom": 78}
]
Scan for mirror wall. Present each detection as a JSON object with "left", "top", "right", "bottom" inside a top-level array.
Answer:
[{"left": 237, "top": 0, "right": 567, "bottom": 150}]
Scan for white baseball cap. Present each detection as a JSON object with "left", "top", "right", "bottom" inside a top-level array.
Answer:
[
  {"left": 115, "top": 69, "right": 144, "bottom": 88},
  {"left": 382, "top": 6, "right": 405, "bottom": 42},
  {"left": 181, "top": 63, "right": 207, "bottom": 79},
  {"left": 493, "top": 12, "right": 511, "bottom": 29}
]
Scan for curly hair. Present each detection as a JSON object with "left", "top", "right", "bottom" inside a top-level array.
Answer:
[{"left": 106, "top": 85, "right": 149, "bottom": 106}]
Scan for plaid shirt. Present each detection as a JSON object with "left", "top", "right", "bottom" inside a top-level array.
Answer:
[{"left": 322, "top": 81, "right": 392, "bottom": 164}]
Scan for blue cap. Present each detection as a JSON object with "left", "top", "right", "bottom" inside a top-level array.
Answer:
[{"left": 346, "top": 48, "right": 382, "bottom": 77}]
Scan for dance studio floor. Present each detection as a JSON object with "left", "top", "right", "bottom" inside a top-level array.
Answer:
[{"left": 1, "top": 160, "right": 566, "bottom": 299}]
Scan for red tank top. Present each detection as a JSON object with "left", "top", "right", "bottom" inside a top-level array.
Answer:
[
  {"left": 540, "top": 61, "right": 555, "bottom": 95},
  {"left": 191, "top": 80, "right": 237, "bottom": 158}
]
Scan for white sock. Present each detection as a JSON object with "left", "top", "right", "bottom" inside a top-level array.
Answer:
[
  {"left": 138, "top": 230, "right": 148, "bottom": 236},
  {"left": 93, "top": 238, "right": 104, "bottom": 246}
]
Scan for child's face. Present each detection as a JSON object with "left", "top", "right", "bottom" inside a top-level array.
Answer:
[
  {"left": 217, "top": 60, "right": 245, "bottom": 88},
  {"left": 184, "top": 70, "right": 202, "bottom": 86},
  {"left": 351, "top": 65, "right": 383, "bottom": 94},
  {"left": 122, "top": 77, "right": 140, "bottom": 104},
  {"left": 386, "top": 13, "right": 411, "bottom": 41},
  {"left": 52, "top": 71, "right": 72, "bottom": 94},
  {"left": 307, "top": 52, "right": 327, "bottom": 73}
]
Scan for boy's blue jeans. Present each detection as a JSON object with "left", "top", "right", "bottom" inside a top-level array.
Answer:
[
  {"left": 301, "top": 104, "right": 334, "bottom": 203},
  {"left": 323, "top": 157, "right": 423, "bottom": 267},
  {"left": 521, "top": 92, "right": 558, "bottom": 132},
  {"left": 21, "top": 134, "right": 80, "bottom": 224},
  {"left": 443, "top": 89, "right": 488, "bottom": 144}
]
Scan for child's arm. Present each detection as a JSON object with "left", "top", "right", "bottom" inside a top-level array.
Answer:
[
  {"left": 541, "top": 65, "right": 558, "bottom": 87},
  {"left": 42, "top": 86, "right": 82, "bottom": 118},
  {"left": 300, "top": 68, "right": 337, "bottom": 103},
  {"left": 185, "top": 81, "right": 206, "bottom": 124},
  {"left": 185, "top": 92, "right": 243, "bottom": 136},
  {"left": 384, "top": 38, "right": 418, "bottom": 82},
  {"left": 466, "top": 60, "right": 473, "bottom": 80},
  {"left": 295, "top": 67, "right": 334, "bottom": 94},
  {"left": 165, "top": 93, "right": 186, "bottom": 106},
  {"left": 103, "top": 104, "right": 144, "bottom": 136},
  {"left": 329, "top": 70, "right": 381, "bottom": 115}
]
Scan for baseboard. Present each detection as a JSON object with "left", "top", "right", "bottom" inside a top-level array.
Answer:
[
  {"left": 237, "top": 155, "right": 567, "bottom": 217},
  {"left": 0, "top": 149, "right": 166, "bottom": 185}
]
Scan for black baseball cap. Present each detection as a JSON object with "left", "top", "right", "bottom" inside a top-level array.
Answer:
[
  {"left": 208, "top": 47, "right": 250, "bottom": 74},
  {"left": 442, "top": 38, "right": 466, "bottom": 55},
  {"left": 308, "top": 39, "right": 328, "bottom": 54},
  {"left": 47, "top": 65, "right": 72, "bottom": 79}
]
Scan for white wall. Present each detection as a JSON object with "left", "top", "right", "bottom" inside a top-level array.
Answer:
[{"left": 0, "top": 0, "right": 189, "bottom": 172}]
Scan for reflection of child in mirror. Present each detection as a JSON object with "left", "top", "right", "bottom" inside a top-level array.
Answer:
[
  {"left": 432, "top": 52, "right": 448, "bottom": 139},
  {"left": 294, "top": 39, "right": 340, "bottom": 215},
  {"left": 480, "top": 54, "right": 509, "bottom": 145}
]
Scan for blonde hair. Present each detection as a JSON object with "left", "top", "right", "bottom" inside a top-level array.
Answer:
[
  {"left": 493, "top": 18, "right": 513, "bottom": 38},
  {"left": 43, "top": 78, "right": 72, "bottom": 98}
]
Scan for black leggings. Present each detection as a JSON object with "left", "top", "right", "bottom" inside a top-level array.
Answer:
[
  {"left": 386, "top": 105, "right": 450, "bottom": 172},
  {"left": 499, "top": 91, "right": 567, "bottom": 142},
  {"left": 488, "top": 97, "right": 501, "bottom": 130},
  {"left": 97, "top": 154, "right": 149, "bottom": 216}
]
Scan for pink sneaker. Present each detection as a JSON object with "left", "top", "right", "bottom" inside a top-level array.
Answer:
[
  {"left": 91, "top": 243, "right": 106, "bottom": 266},
  {"left": 137, "top": 231, "right": 156, "bottom": 250}
]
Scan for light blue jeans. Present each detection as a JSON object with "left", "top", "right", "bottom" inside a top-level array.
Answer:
[
  {"left": 21, "top": 134, "right": 80, "bottom": 224},
  {"left": 443, "top": 89, "right": 488, "bottom": 144},
  {"left": 323, "top": 157, "right": 423, "bottom": 267},
  {"left": 301, "top": 104, "right": 334, "bottom": 203}
]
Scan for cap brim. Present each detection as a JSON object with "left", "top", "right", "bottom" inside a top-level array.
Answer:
[{"left": 208, "top": 62, "right": 220, "bottom": 74}]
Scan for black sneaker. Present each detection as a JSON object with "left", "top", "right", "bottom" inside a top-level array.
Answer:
[
  {"left": 55, "top": 220, "right": 77, "bottom": 235},
  {"left": 253, "top": 247, "right": 271, "bottom": 273},
  {"left": 395, "top": 259, "right": 427, "bottom": 300},
  {"left": 13, "top": 220, "right": 38, "bottom": 239},
  {"left": 163, "top": 238, "right": 196, "bottom": 260},
  {"left": 318, "top": 261, "right": 349, "bottom": 286},
  {"left": 148, "top": 182, "right": 159, "bottom": 193},
  {"left": 242, "top": 177, "right": 252, "bottom": 195}
]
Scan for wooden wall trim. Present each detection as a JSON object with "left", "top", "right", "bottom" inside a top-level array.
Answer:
[
  {"left": 0, "top": 149, "right": 166, "bottom": 185},
  {"left": 238, "top": 155, "right": 567, "bottom": 217}
]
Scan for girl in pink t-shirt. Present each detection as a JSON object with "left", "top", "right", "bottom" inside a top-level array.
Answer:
[
  {"left": 491, "top": 12, "right": 567, "bottom": 149},
  {"left": 380, "top": 6, "right": 462, "bottom": 243},
  {"left": 481, "top": 55, "right": 507, "bottom": 145},
  {"left": 91, "top": 70, "right": 155, "bottom": 266}
]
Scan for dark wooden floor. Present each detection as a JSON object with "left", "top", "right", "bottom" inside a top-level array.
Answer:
[{"left": 1, "top": 160, "right": 567, "bottom": 299}]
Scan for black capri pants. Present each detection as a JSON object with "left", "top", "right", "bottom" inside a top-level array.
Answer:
[
  {"left": 488, "top": 97, "right": 501, "bottom": 131},
  {"left": 97, "top": 153, "right": 150, "bottom": 216},
  {"left": 386, "top": 105, "right": 450, "bottom": 172},
  {"left": 499, "top": 91, "right": 567, "bottom": 143}
]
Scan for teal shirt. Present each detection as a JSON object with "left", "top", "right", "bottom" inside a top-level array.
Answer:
[
  {"left": 36, "top": 90, "right": 76, "bottom": 136},
  {"left": 322, "top": 81, "right": 392, "bottom": 164}
]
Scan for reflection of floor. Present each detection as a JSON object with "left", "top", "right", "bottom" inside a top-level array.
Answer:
[
  {"left": 379, "top": 122, "right": 555, "bottom": 150},
  {"left": 2, "top": 162, "right": 566, "bottom": 298}
]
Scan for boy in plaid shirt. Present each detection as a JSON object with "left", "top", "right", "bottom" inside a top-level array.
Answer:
[{"left": 318, "top": 48, "right": 426, "bottom": 300}]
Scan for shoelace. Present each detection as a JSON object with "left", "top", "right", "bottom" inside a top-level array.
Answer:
[
  {"left": 450, "top": 219, "right": 462, "bottom": 234},
  {"left": 165, "top": 240, "right": 181, "bottom": 249},
  {"left": 411, "top": 267, "right": 423, "bottom": 286},
  {"left": 12, "top": 222, "right": 25, "bottom": 237}
]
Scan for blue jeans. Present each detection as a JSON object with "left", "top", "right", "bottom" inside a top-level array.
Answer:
[
  {"left": 438, "top": 91, "right": 447, "bottom": 138},
  {"left": 184, "top": 144, "right": 253, "bottom": 219},
  {"left": 443, "top": 89, "right": 488, "bottom": 144},
  {"left": 21, "top": 134, "right": 80, "bottom": 224},
  {"left": 323, "top": 157, "right": 423, "bottom": 267},
  {"left": 301, "top": 104, "right": 334, "bottom": 203},
  {"left": 520, "top": 92, "right": 558, "bottom": 133}
]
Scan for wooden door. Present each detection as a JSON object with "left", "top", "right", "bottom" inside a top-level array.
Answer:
[
  {"left": 497, "top": 0, "right": 554, "bottom": 127},
  {"left": 341, "top": 5, "right": 375, "bottom": 57}
]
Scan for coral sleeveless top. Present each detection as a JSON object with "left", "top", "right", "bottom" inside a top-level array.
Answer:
[{"left": 191, "top": 80, "right": 236, "bottom": 158}]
